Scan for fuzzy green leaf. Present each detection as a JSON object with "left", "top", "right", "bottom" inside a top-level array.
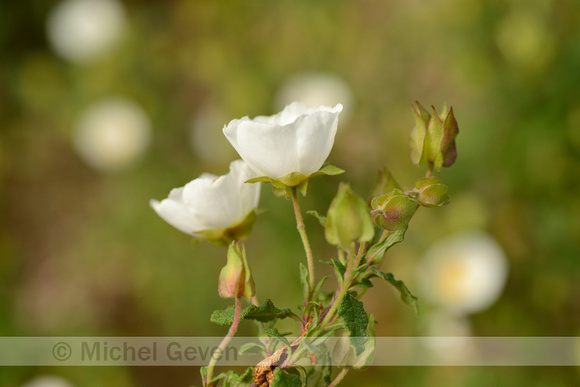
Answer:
[
  {"left": 222, "top": 367, "right": 254, "bottom": 387},
  {"left": 210, "top": 299, "right": 294, "bottom": 326},
  {"left": 244, "top": 299, "right": 294, "bottom": 322},
  {"left": 338, "top": 292, "right": 369, "bottom": 355},
  {"left": 331, "top": 259, "right": 346, "bottom": 279},
  {"left": 210, "top": 306, "right": 236, "bottom": 326},
  {"left": 306, "top": 210, "right": 327, "bottom": 227},
  {"left": 299, "top": 263, "right": 309, "bottom": 300},
  {"left": 271, "top": 368, "right": 302, "bottom": 387},
  {"left": 364, "top": 227, "right": 407, "bottom": 264},
  {"left": 369, "top": 268, "right": 418, "bottom": 313},
  {"left": 263, "top": 328, "right": 292, "bottom": 352}
]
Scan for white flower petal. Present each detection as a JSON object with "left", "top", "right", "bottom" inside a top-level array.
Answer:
[
  {"left": 151, "top": 160, "right": 260, "bottom": 236},
  {"left": 233, "top": 120, "right": 300, "bottom": 178},
  {"left": 150, "top": 198, "right": 203, "bottom": 236},
  {"left": 295, "top": 104, "right": 341, "bottom": 175}
]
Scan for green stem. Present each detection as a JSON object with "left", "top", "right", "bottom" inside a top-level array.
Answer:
[
  {"left": 328, "top": 367, "right": 350, "bottom": 387},
  {"left": 319, "top": 243, "right": 356, "bottom": 329},
  {"left": 426, "top": 162, "right": 434, "bottom": 178},
  {"left": 291, "top": 187, "right": 315, "bottom": 299},
  {"left": 205, "top": 296, "right": 242, "bottom": 387}
]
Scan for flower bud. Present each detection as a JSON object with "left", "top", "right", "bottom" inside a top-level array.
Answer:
[
  {"left": 414, "top": 177, "right": 450, "bottom": 207},
  {"left": 371, "top": 189, "right": 419, "bottom": 231},
  {"left": 218, "top": 242, "right": 255, "bottom": 300},
  {"left": 325, "top": 183, "right": 374, "bottom": 246},
  {"left": 410, "top": 102, "right": 459, "bottom": 170}
]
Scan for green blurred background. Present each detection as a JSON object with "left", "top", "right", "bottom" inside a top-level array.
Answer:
[{"left": 1, "top": 0, "right": 579, "bottom": 386}]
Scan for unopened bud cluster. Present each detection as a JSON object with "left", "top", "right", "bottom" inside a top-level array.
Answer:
[{"left": 410, "top": 101, "right": 459, "bottom": 170}]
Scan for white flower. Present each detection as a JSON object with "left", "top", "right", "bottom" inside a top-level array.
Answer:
[
  {"left": 150, "top": 160, "right": 260, "bottom": 241},
  {"left": 223, "top": 102, "right": 343, "bottom": 181},
  {"left": 46, "top": 0, "right": 126, "bottom": 63},
  {"left": 417, "top": 231, "right": 509, "bottom": 315}
]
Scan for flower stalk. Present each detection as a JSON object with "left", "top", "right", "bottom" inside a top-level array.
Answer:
[
  {"left": 205, "top": 296, "right": 243, "bottom": 387},
  {"left": 291, "top": 187, "right": 315, "bottom": 299}
]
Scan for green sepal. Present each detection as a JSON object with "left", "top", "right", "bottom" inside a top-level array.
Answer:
[
  {"left": 246, "top": 164, "right": 344, "bottom": 197},
  {"left": 425, "top": 106, "right": 445, "bottom": 170},
  {"left": 197, "top": 210, "right": 258, "bottom": 246},
  {"left": 410, "top": 101, "right": 430, "bottom": 165},
  {"left": 271, "top": 368, "right": 302, "bottom": 387},
  {"left": 368, "top": 268, "right": 419, "bottom": 313},
  {"left": 210, "top": 299, "right": 294, "bottom": 325},
  {"left": 409, "top": 102, "right": 459, "bottom": 170},
  {"left": 309, "top": 163, "right": 345, "bottom": 178},
  {"left": 338, "top": 292, "right": 369, "bottom": 355},
  {"left": 364, "top": 227, "right": 407, "bottom": 265},
  {"left": 441, "top": 106, "right": 459, "bottom": 168}
]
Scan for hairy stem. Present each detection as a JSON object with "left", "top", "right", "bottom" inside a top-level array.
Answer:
[
  {"left": 206, "top": 296, "right": 242, "bottom": 386},
  {"left": 328, "top": 367, "right": 350, "bottom": 387},
  {"left": 319, "top": 243, "right": 357, "bottom": 329},
  {"left": 291, "top": 187, "right": 315, "bottom": 299}
]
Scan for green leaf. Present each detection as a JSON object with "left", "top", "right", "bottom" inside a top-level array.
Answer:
[
  {"left": 271, "top": 368, "right": 302, "bottom": 387},
  {"left": 244, "top": 299, "right": 295, "bottom": 323},
  {"left": 352, "top": 314, "right": 376, "bottom": 370},
  {"left": 313, "top": 275, "right": 331, "bottom": 298},
  {"left": 369, "top": 268, "right": 419, "bottom": 313},
  {"left": 352, "top": 278, "right": 373, "bottom": 289},
  {"left": 222, "top": 367, "right": 254, "bottom": 387},
  {"left": 210, "top": 299, "right": 294, "bottom": 326},
  {"left": 364, "top": 227, "right": 407, "bottom": 264},
  {"left": 238, "top": 342, "right": 266, "bottom": 355},
  {"left": 263, "top": 328, "right": 292, "bottom": 352},
  {"left": 306, "top": 210, "right": 327, "bottom": 227},
  {"left": 210, "top": 306, "right": 236, "bottom": 326},
  {"left": 331, "top": 259, "right": 346, "bottom": 279},
  {"left": 299, "top": 263, "right": 309, "bottom": 301},
  {"left": 338, "top": 292, "right": 369, "bottom": 355}
]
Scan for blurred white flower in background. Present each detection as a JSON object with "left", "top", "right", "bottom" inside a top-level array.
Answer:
[
  {"left": 46, "top": 0, "right": 126, "bottom": 63},
  {"left": 21, "top": 375, "right": 75, "bottom": 387},
  {"left": 421, "top": 310, "right": 475, "bottom": 363},
  {"left": 274, "top": 72, "right": 354, "bottom": 122},
  {"left": 417, "top": 231, "right": 509, "bottom": 315},
  {"left": 73, "top": 97, "right": 152, "bottom": 172}
]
